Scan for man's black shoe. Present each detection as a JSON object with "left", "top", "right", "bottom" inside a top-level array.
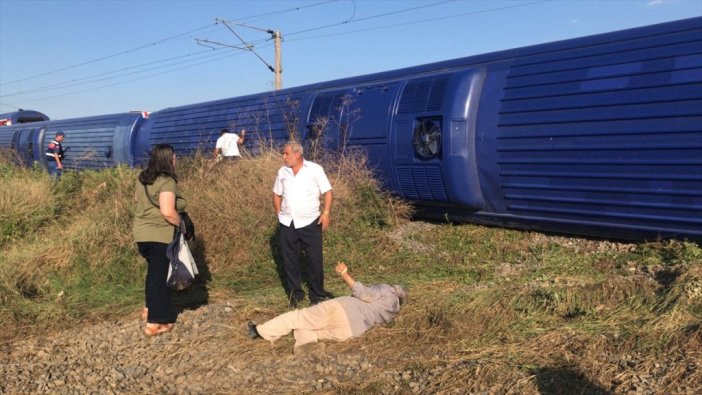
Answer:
[
  {"left": 246, "top": 320, "right": 261, "bottom": 339},
  {"left": 289, "top": 298, "right": 302, "bottom": 310}
]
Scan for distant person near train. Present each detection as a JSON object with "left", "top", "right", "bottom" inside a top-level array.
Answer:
[
  {"left": 213, "top": 128, "right": 246, "bottom": 161},
  {"left": 45, "top": 131, "right": 65, "bottom": 180}
]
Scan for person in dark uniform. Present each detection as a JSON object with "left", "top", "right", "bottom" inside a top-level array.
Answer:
[{"left": 46, "top": 131, "right": 65, "bottom": 180}]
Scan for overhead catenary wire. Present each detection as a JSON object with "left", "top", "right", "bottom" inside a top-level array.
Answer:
[
  {"left": 285, "top": 0, "right": 554, "bottom": 43},
  {"left": 285, "top": 0, "right": 457, "bottom": 37},
  {"left": 0, "top": 49, "right": 225, "bottom": 98},
  {"left": 1, "top": 0, "right": 553, "bottom": 110},
  {"left": 14, "top": 50, "right": 242, "bottom": 105},
  {"left": 2, "top": 0, "right": 460, "bottom": 100},
  {"left": 216, "top": 18, "right": 275, "bottom": 72},
  {"left": 0, "top": 23, "right": 219, "bottom": 87},
  {"left": 0, "top": 0, "right": 339, "bottom": 88},
  {"left": 0, "top": 101, "right": 22, "bottom": 111}
]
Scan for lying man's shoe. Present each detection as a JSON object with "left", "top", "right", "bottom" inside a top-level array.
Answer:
[{"left": 247, "top": 320, "right": 261, "bottom": 339}]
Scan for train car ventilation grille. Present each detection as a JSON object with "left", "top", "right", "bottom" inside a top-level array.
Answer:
[
  {"left": 396, "top": 165, "right": 448, "bottom": 201},
  {"left": 398, "top": 77, "right": 448, "bottom": 114},
  {"left": 309, "top": 92, "right": 345, "bottom": 123}
]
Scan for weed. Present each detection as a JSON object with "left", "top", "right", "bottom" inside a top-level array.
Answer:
[{"left": 1, "top": 148, "right": 701, "bottom": 392}]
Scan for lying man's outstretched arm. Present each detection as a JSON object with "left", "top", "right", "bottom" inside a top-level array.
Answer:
[{"left": 335, "top": 262, "right": 355, "bottom": 288}]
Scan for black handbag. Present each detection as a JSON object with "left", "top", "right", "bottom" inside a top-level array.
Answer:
[{"left": 143, "top": 183, "right": 195, "bottom": 241}]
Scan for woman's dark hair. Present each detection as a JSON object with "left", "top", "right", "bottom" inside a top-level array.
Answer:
[{"left": 138, "top": 144, "right": 177, "bottom": 185}]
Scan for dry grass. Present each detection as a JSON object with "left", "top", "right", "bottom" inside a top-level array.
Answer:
[
  {"left": 1, "top": 149, "right": 700, "bottom": 392},
  {"left": 0, "top": 148, "right": 412, "bottom": 333},
  {"left": 0, "top": 161, "right": 56, "bottom": 247}
]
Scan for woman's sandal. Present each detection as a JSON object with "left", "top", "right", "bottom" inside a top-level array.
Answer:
[{"left": 144, "top": 323, "right": 174, "bottom": 337}]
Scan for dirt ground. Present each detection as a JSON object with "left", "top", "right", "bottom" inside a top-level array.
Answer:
[{"left": 1, "top": 296, "right": 700, "bottom": 394}]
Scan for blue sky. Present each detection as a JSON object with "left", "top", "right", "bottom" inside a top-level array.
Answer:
[{"left": 1, "top": 0, "right": 700, "bottom": 120}]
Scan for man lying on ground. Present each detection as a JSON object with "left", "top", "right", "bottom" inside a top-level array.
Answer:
[{"left": 247, "top": 262, "right": 407, "bottom": 354}]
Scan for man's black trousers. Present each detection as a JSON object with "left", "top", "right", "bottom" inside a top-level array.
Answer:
[{"left": 278, "top": 219, "right": 326, "bottom": 304}]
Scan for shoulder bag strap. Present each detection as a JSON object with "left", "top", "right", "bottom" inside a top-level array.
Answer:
[{"left": 143, "top": 183, "right": 160, "bottom": 208}]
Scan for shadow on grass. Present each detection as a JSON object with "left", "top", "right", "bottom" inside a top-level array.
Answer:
[
  {"left": 171, "top": 235, "right": 211, "bottom": 316},
  {"left": 531, "top": 366, "right": 610, "bottom": 395}
]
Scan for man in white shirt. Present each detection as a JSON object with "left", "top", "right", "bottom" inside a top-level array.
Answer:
[
  {"left": 213, "top": 128, "right": 245, "bottom": 160},
  {"left": 272, "top": 141, "right": 333, "bottom": 308}
]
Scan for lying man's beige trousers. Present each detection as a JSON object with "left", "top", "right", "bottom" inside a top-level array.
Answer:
[{"left": 256, "top": 300, "right": 354, "bottom": 348}]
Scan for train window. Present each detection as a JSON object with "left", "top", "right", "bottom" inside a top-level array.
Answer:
[
  {"left": 412, "top": 117, "right": 442, "bottom": 160},
  {"left": 27, "top": 130, "right": 35, "bottom": 159},
  {"left": 17, "top": 117, "right": 46, "bottom": 123}
]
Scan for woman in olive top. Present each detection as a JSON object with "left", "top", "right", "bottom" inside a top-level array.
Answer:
[{"left": 133, "top": 144, "right": 186, "bottom": 336}]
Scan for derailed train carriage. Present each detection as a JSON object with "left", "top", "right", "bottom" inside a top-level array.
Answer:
[
  {"left": 1, "top": 17, "right": 701, "bottom": 241},
  {"left": 0, "top": 109, "right": 50, "bottom": 126}
]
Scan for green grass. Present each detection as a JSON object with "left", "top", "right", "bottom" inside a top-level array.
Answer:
[{"left": 1, "top": 150, "right": 701, "bottom": 391}]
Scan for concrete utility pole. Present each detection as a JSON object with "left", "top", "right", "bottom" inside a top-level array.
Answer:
[
  {"left": 273, "top": 31, "right": 282, "bottom": 90},
  {"left": 198, "top": 19, "right": 283, "bottom": 90}
]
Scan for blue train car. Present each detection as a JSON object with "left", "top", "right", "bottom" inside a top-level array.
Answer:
[
  {"left": 0, "top": 113, "right": 145, "bottom": 171},
  {"left": 0, "top": 17, "right": 700, "bottom": 241},
  {"left": 132, "top": 17, "right": 700, "bottom": 241},
  {"left": 0, "top": 109, "right": 49, "bottom": 126}
]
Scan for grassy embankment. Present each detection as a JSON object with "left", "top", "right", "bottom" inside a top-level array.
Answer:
[{"left": 1, "top": 149, "right": 700, "bottom": 391}]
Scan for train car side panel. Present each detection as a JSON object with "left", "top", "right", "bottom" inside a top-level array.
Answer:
[
  {"left": 452, "top": 17, "right": 702, "bottom": 240},
  {"left": 137, "top": 92, "right": 308, "bottom": 165},
  {"left": 42, "top": 114, "right": 143, "bottom": 171}
]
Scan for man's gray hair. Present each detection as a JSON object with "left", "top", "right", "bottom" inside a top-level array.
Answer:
[
  {"left": 392, "top": 285, "right": 408, "bottom": 305},
  {"left": 285, "top": 141, "right": 304, "bottom": 156}
]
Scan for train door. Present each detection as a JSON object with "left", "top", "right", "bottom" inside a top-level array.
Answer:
[
  {"left": 307, "top": 90, "right": 345, "bottom": 150},
  {"left": 11, "top": 127, "right": 45, "bottom": 168},
  {"left": 10, "top": 128, "right": 25, "bottom": 165},
  {"left": 344, "top": 84, "right": 400, "bottom": 187},
  {"left": 306, "top": 83, "right": 400, "bottom": 187}
]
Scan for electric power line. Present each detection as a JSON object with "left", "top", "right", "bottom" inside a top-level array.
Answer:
[
  {"left": 0, "top": 49, "right": 224, "bottom": 98},
  {"left": 1, "top": 0, "right": 553, "bottom": 109},
  {"left": 285, "top": 0, "right": 553, "bottom": 43},
  {"left": 0, "top": 0, "right": 340, "bottom": 88},
  {"left": 14, "top": 50, "right": 242, "bottom": 105},
  {"left": 285, "top": 0, "right": 457, "bottom": 38},
  {"left": 0, "top": 23, "right": 219, "bottom": 87}
]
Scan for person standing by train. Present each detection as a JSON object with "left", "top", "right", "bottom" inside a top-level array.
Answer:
[
  {"left": 272, "top": 141, "right": 333, "bottom": 308},
  {"left": 213, "top": 128, "right": 246, "bottom": 161},
  {"left": 133, "top": 144, "right": 185, "bottom": 336},
  {"left": 45, "top": 131, "right": 65, "bottom": 180}
]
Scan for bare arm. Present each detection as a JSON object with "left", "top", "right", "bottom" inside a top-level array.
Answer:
[
  {"left": 335, "top": 262, "right": 355, "bottom": 289},
  {"left": 238, "top": 130, "right": 246, "bottom": 144},
  {"left": 54, "top": 153, "right": 63, "bottom": 170},
  {"left": 158, "top": 191, "right": 180, "bottom": 226},
  {"left": 317, "top": 190, "right": 333, "bottom": 231},
  {"left": 213, "top": 147, "right": 221, "bottom": 160}
]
